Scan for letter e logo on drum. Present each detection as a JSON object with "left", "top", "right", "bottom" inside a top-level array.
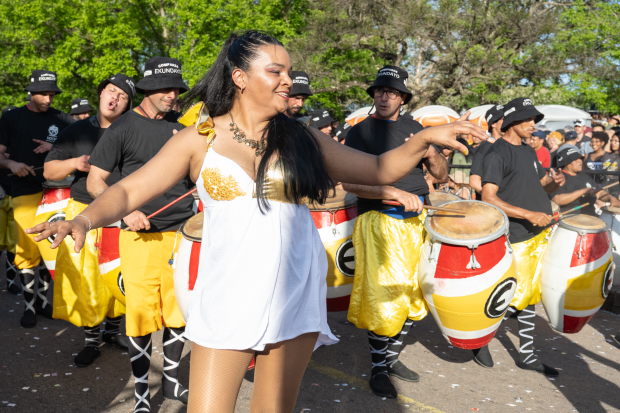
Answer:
[
  {"left": 336, "top": 239, "right": 356, "bottom": 277},
  {"left": 46, "top": 212, "right": 66, "bottom": 244},
  {"left": 602, "top": 262, "right": 615, "bottom": 299},
  {"left": 485, "top": 277, "right": 517, "bottom": 318}
]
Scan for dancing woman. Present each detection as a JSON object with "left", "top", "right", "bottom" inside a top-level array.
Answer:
[{"left": 27, "top": 31, "right": 486, "bottom": 412}]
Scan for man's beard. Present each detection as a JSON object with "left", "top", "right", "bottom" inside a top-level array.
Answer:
[{"left": 287, "top": 106, "right": 302, "bottom": 117}]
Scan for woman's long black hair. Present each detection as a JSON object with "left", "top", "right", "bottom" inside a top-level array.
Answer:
[{"left": 180, "top": 30, "right": 333, "bottom": 210}]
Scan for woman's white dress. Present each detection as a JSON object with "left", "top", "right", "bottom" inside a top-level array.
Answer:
[{"left": 184, "top": 147, "right": 339, "bottom": 351}]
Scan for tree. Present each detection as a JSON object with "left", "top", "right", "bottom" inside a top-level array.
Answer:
[
  {"left": 0, "top": 0, "right": 305, "bottom": 112},
  {"left": 288, "top": 0, "right": 620, "bottom": 115}
]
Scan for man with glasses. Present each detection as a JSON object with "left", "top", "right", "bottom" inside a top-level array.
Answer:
[
  {"left": 286, "top": 71, "right": 312, "bottom": 118},
  {"left": 343, "top": 65, "right": 448, "bottom": 399}
]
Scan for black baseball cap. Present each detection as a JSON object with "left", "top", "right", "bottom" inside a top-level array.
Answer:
[
  {"left": 290, "top": 71, "right": 313, "bottom": 96},
  {"left": 98, "top": 73, "right": 137, "bottom": 112},
  {"left": 532, "top": 130, "right": 547, "bottom": 139},
  {"left": 135, "top": 57, "right": 189, "bottom": 94},
  {"left": 25, "top": 70, "right": 62, "bottom": 94},
  {"left": 309, "top": 109, "right": 335, "bottom": 129},
  {"left": 485, "top": 104, "right": 504, "bottom": 132},
  {"left": 333, "top": 122, "right": 352, "bottom": 142},
  {"left": 501, "top": 98, "right": 544, "bottom": 132},
  {"left": 366, "top": 65, "right": 412, "bottom": 104},
  {"left": 556, "top": 147, "right": 584, "bottom": 168},
  {"left": 564, "top": 131, "right": 578, "bottom": 141},
  {"left": 70, "top": 98, "right": 93, "bottom": 115}
]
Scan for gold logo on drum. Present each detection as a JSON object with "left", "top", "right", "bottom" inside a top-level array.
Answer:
[
  {"left": 484, "top": 277, "right": 517, "bottom": 318},
  {"left": 46, "top": 212, "right": 66, "bottom": 244}
]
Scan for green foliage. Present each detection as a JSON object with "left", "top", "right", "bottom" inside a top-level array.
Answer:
[{"left": 0, "top": 0, "right": 305, "bottom": 112}]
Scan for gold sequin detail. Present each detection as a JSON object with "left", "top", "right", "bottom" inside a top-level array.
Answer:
[{"left": 202, "top": 167, "right": 246, "bottom": 201}]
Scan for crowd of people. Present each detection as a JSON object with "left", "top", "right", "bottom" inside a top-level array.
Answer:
[{"left": 1, "top": 29, "right": 619, "bottom": 413}]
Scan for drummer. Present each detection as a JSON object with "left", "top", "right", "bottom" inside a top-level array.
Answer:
[
  {"left": 469, "top": 104, "right": 504, "bottom": 194},
  {"left": 342, "top": 65, "right": 449, "bottom": 399},
  {"left": 550, "top": 146, "right": 620, "bottom": 216},
  {"left": 86, "top": 58, "right": 193, "bottom": 410},
  {"left": 43, "top": 74, "right": 135, "bottom": 367},
  {"left": 286, "top": 71, "right": 312, "bottom": 118},
  {"left": 0, "top": 70, "right": 74, "bottom": 328},
  {"left": 481, "top": 97, "right": 564, "bottom": 376},
  {"left": 70, "top": 97, "right": 94, "bottom": 121}
]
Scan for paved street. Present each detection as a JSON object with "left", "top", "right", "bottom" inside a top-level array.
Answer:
[{"left": 2, "top": 251, "right": 620, "bottom": 413}]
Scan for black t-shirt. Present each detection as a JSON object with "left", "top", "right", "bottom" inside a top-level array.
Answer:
[
  {"left": 549, "top": 172, "right": 600, "bottom": 216},
  {"left": 482, "top": 139, "right": 551, "bottom": 243},
  {"left": 0, "top": 105, "right": 74, "bottom": 197},
  {"left": 344, "top": 115, "right": 428, "bottom": 215},
  {"left": 470, "top": 140, "right": 494, "bottom": 177},
  {"left": 584, "top": 152, "right": 607, "bottom": 184},
  {"left": 45, "top": 117, "right": 121, "bottom": 205},
  {"left": 89, "top": 110, "right": 193, "bottom": 232}
]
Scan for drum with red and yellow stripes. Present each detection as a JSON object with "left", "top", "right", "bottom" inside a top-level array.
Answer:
[
  {"left": 308, "top": 190, "right": 357, "bottom": 312},
  {"left": 33, "top": 178, "right": 73, "bottom": 279},
  {"left": 541, "top": 215, "right": 614, "bottom": 333},
  {"left": 420, "top": 201, "right": 517, "bottom": 349},
  {"left": 97, "top": 222, "right": 125, "bottom": 305}
]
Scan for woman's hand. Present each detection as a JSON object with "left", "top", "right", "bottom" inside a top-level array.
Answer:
[
  {"left": 422, "top": 111, "right": 487, "bottom": 155},
  {"left": 25, "top": 219, "right": 89, "bottom": 252}
]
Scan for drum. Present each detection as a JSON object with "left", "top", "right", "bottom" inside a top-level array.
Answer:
[
  {"left": 308, "top": 189, "right": 357, "bottom": 312},
  {"left": 428, "top": 192, "right": 460, "bottom": 206},
  {"left": 33, "top": 177, "right": 73, "bottom": 278},
  {"left": 192, "top": 190, "right": 203, "bottom": 214},
  {"left": 172, "top": 212, "right": 204, "bottom": 322},
  {"left": 601, "top": 206, "right": 620, "bottom": 283},
  {"left": 419, "top": 201, "right": 517, "bottom": 349},
  {"left": 97, "top": 223, "right": 125, "bottom": 305},
  {"left": 541, "top": 215, "right": 614, "bottom": 333}
]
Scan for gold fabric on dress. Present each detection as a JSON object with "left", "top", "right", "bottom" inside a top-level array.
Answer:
[
  {"left": 347, "top": 210, "right": 429, "bottom": 337},
  {"left": 202, "top": 167, "right": 246, "bottom": 201},
  {"left": 252, "top": 161, "right": 296, "bottom": 204},
  {"left": 510, "top": 228, "right": 551, "bottom": 311}
]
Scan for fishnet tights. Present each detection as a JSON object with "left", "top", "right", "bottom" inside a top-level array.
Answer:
[{"left": 188, "top": 332, "right": 319, "bottom": 413}]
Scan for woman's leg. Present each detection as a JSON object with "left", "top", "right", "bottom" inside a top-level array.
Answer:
[
  {"left": 250, "top": 332, "right": 319, "bottom": 413},
  {"left": 187, "top": 344, "right": 254, "bottom": 413}
]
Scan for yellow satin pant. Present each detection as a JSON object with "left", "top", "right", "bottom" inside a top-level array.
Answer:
[
  {"left": 0, "top": 195, "right": 15, "bottom": 254},
  {"left": 347, "top": 211, "right": 428, "bottom": 337},
  {"left": 53, "top": 199, "right": 125, "bottom": 327},
  {"left": 119, "top": 231, "right": 184, "bottom": 337},
  {"left": 510, "top": 228, "right": 551, "bottom": 311},
  {"left": 12, "top": 192, "right": 42, "bottom": 270}
]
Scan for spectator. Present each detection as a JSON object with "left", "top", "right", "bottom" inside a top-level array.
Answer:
[
  {"left": 574, "top": 119, "right": 593, "bottom": 154},
  {"left": 583, "top": 132, "right": 609, "bottom": 184},
  {"left": 559, "top": 130, "right": 578, "bottom": 152},
  {"left": 546, "top": 131, "right": 562, "bottom": 167},
  {"left": 309, "top": 109, "right": 335, "bottom": 135},
  {"left": 601, "top": 133, "right": 620, "bottom": 198},
  {"left": 527, "top": 130, "right": 551, "bottom": 167},
  {"left": 606, "top": 115, "right": 620, "bottom": 130}
]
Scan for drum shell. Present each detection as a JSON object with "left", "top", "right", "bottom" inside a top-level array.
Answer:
[
  {"left": 541, "top": 224, "right": 613, "bottom": 333},
  {"left": 172, "top": 235, "right": 201, "bottom": 322},
  {"left": 415, "top": 114, "right": 458, "bottom": 128},
  {"left": 419, "top": 234, "right": 517, "bottom": 349},
  {"left": 97, "top": 225, "right": 125, "bottom": 305},
  {"left": 33, "top": 187, "right": 71, "bottom": 278},
  {"left": 310, "top": 204, "right": 357, "bottom": 312}
]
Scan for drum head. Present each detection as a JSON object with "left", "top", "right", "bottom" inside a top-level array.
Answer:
[
  {"left": 560, "top": 214, "right": 606, "bottom": 234},
  {"left": 428, "top": 192, "right": 460, "bottom": 206},
  {"left": 425, "top": 201, "right": 508, "bottom": 247},
  {"left": 551, "top": 201, "right": 560, "bottom": 215},
  {"left": 43, "top": 174, "right": 74, "bottom": 188},
  {"left": 603, "top": 206, "right": 620, "bottom": 214},
  {"left": 181, "top": 212, "right": 204, "bottom": 242},
  {"left": 308, "top": 189, "right": 357, "bottom": 211}
]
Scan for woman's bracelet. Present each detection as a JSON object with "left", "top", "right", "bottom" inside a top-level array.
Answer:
[{"left": 75, "top": 214, "right": 93, "bottom": 232}]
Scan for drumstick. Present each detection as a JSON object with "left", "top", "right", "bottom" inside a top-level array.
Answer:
[
  {"left": 554, "top": 203, "right": 589, "bottom": 220},
  {"left": 382, "top": 200, "right": 462, "bottom": 214},
  {"left": 123, "top": 187, "right": 198, "bottom": 232},
  {"left": 601, "top": 181, "right": 619, "bottom": 191},
  {"left": 8, "top": 166, "right": 43, "bottom": 177}
]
